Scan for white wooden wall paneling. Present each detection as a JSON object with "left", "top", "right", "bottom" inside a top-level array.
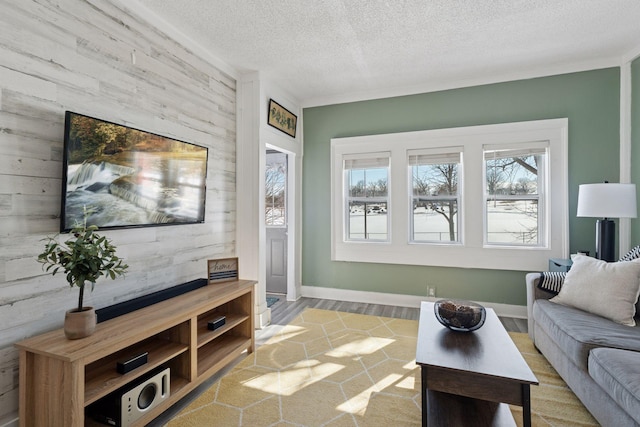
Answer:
[{"left": 0, "top": 0, "right": 238, "bottom": 421}]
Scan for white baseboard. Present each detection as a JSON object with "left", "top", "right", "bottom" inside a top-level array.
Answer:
[
  {"left": 301, "top": 285, "right": 527, "bottom": 319},
  {"left": 255, "top": 306, "right": 272, "bottom": 330}
]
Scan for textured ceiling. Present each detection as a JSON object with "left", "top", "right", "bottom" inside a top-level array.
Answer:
[{"left": 135, "top": 0, "right": 640, "bottom": 105}]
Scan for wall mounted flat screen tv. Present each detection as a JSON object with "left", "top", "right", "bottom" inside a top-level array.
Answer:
[{"left": 61, "top": 111, "right": 208, "bottom": 232}]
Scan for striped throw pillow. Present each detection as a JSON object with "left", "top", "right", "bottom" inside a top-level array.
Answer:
[
  {"left": 619, "top": 246, "right": 640, "bottom": 262},
  {"left": 537, "top": 271, "right": 567, "bottom": 295}
]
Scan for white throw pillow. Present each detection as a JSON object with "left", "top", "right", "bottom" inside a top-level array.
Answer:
[{"left": 550, "top": 255, "right": 640, "bottom": 326}]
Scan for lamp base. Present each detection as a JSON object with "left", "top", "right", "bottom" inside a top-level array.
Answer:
[{"left": 595, "top": 219, "right": 615, "bottom": 262}]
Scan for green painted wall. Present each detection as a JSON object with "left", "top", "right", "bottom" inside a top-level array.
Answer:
[
  {"left": 302, "top": 69, "right": 621, "bottom": 306},
  {"left": 632, "top": 58, "right": 640, "bottom": 244}
]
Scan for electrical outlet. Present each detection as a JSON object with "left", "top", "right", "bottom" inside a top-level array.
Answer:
[{"left": 427, "top": 286, "right": 436, "bottom": 297}]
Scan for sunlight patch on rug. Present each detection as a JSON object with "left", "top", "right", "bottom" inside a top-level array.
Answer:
[
  {"left": 327, "top": 336, "right": 394, "bottom": 357},
  {"left": 244, "top": 359, "right": 346, "bottom": 396}
]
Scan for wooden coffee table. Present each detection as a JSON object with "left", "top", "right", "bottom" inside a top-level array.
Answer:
[{"left": 416, "top": 301, "right": 538, "bottom": 427}]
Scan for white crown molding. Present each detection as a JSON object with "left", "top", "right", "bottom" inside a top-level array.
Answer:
[
  {"left": 622, "top": 43, "right": 640, "bottom": 64},
  {"left": 302, "top": 56, "right": 622, "bottom": 108},
  {"left": 113, "top": 0, "right": 239, "bottom": 79},
  {"left": 300, "top": 285, "right": 528, "bottom": 319}
]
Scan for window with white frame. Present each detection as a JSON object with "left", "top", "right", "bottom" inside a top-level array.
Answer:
[
  {"left": 409, "top": 148, "right": 463, "bottom": 244},
  {"left": 330, "top": 119, "right": 568, "bottom": 271},
  {"left": 484, "top": 144, "right": 547, "bottom": 246},
  {"left": 343, "top": 153, "right": 390, "bottom": 241}
]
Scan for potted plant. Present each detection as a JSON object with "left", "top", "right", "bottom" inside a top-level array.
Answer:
[{"left": 38, "top": 209, "right": 128, "bottom": 339}]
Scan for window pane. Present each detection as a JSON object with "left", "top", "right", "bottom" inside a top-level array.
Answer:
[
  {"left": 486, "top": 199, "right": 539, "bottom": 244},
  {"left": 410, "top": 159, "right": 459, "bottom": 243},
  {"left": 349, "top": 168, "right": 387, "bottom": 197},
  {"left": 346, "top": 162, "right": 388, "bottom": 241},
  {"left": 412, "top": 164, "right": 458, "bottom": 196},
  {"left": 485, "top": 154, "right": 541, "bottom": 196},
  {"left": 413, "top": 199, "right": 457, "bottom": 242},
  {"left": 348, "top": 201, "right": 387, "bottom": 240},
  {"left": 265, "top": 155, "right": 286, "bottom": 226},
  {"left": 484, "top": 149, "right": 545, "bottom": 246}
]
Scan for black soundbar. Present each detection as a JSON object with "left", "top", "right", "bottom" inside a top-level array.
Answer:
[{"left": 96, "top": 278, "right": 208, "bottom": 323}]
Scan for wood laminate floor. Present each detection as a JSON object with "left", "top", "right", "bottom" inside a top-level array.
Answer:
[
  {"left": 260, "top": 294, "right": 527, "bottom": 345},
  {"left": 156, "top": 295, "right": 527, "bottom": 426}
]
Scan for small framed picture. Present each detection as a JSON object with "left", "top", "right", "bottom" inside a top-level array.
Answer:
[
  {"left": 268, "top": 99, "right": 297, "bottom": 138},
  {"left": 207, "top": 257, "right": 239, "bottom": 284}
]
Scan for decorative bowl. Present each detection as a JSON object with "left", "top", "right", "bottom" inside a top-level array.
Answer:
[{"left": 434, "top": 299, "right": 486, "bottom": 332}]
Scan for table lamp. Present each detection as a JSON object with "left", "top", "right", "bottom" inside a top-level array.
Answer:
[{"left": 576, "top": 182, "right": 637, "bottom": 262}]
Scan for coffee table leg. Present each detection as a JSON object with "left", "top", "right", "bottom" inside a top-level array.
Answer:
[
  {"left": 522, "top": 384, "right": 531, "bottom": 427},
  {"left": 421, "top": 367, "right": 427, "bottom": 427}
]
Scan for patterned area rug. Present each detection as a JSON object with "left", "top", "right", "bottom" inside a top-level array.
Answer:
[{"left": 166, "top": 308, "right": 597, "bottom": 427}]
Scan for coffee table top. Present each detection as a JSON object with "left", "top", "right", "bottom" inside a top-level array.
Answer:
[{"left": 416, "top": 301, "right": 538, "bottom": 385}]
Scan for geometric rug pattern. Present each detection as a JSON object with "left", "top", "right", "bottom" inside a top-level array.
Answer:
[
  {"left": 508, "top": 333, "right": 598, "bottom": 427},
  {"left": 167, "top": 308, "right": 598, "bottom": 427}
]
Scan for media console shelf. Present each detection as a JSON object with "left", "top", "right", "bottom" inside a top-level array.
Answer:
[{"left": 15, "top": 279, "right": 255, "bottom": 427}]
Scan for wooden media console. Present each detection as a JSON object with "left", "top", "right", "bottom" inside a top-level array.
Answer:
[{"left": 15, "top": 279, "right": 256, "bottom": 427}]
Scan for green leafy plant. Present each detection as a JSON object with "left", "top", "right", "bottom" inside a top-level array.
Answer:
[{"left": 38, "top": 210, "right": 128, "bottom": 312}]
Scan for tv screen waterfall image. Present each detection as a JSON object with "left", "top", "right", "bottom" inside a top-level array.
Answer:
[{"left": 61, "top": 112, "right": 208, "bottom": 231}]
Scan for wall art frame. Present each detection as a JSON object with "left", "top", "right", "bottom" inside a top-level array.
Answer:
[
  {"left": 268, "top": 99, "right": 297, "bottom": 138},
  {"left": 207, "top": 257, "right": 239, "bottom": 284}
]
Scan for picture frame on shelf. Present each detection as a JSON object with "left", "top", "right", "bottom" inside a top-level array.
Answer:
[
  {"left": 267, "top": 99, "right": 297, "bottom": 138},
  {"left": 207, "top": 257, "right": 239, "bottom": 284}
]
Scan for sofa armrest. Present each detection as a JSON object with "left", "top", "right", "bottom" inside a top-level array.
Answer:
[{"left": 526, "top": 272, "right": 556, "bottom": 342}]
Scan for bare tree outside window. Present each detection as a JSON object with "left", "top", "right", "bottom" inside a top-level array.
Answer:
[
  {"left": 410, "top": 152, "right": 461, "bottom": 243},
  {"left": 265, "top": 154, "right": 286, "bottom": 226},
  {"left": 485, "top": 149, "right": 544, "bottom": 245}
]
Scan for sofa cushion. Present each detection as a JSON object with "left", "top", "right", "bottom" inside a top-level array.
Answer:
[
  {"left": 550, "top": 255, "right": 640, "bottom": 326},
  {"left": 533, "top": 299, "right": 640, "bottom": 371},
  {"left": 589, "top": 348, "right": 640, "bottom": 425}
]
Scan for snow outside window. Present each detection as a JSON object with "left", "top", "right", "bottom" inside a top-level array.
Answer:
[
  {"left": 484, "top": 144, "right": 548, "bottom": 246},
  {"left": 409, "top": 148, "right": 462, "bottom": 244},
  {"left": 344, "top": 153, "right": 390, "bottom": 241}
]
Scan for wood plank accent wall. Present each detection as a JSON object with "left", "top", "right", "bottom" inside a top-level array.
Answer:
[{"left": 0, "top": 0, "right": 237, "bottom": 422}]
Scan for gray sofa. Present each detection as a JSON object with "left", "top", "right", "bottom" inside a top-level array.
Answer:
[{"left": 526, "top": 272, "right": 640, "bottom": 426}]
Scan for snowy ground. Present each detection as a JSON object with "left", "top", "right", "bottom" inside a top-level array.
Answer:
[{"left": 349, "top": 201, "right": 538, "bottom": 243}]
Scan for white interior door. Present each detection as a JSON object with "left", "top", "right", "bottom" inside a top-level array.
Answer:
[{"left": 265, "top": 150, "right": 288, "bottom": 294}]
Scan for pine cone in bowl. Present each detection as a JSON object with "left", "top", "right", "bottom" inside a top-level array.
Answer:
[{"left": 434, "top": 299, "right": 486, "bottom": 332}]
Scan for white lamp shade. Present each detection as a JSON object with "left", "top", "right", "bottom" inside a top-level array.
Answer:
[{"left": 577, "top": 183, "right": 637, "bottom": 218}]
